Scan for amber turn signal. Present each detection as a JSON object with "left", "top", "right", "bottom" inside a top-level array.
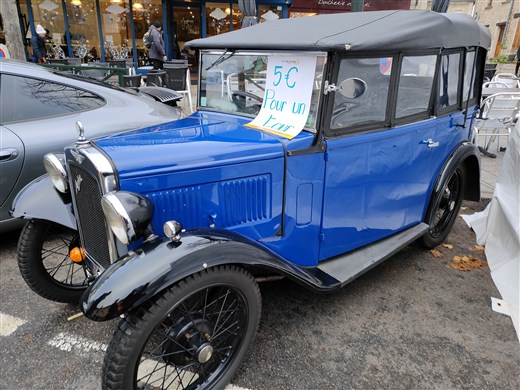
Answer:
[{"left": 69, "top": 247, "right": 86, "bottom": 263}]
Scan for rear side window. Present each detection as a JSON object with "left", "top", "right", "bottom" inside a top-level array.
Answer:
[
  {"left": 395, "top": 55, "right": 437, "bottom": 119},
  {"left": 462, "top": 50, "right": 477, "bottom": 102},
  {"left": 438, "top": 52, "right": 461, "bottom": 111},
  {"left": 0, "top": 74, "right": 105, "bottom": 124},
  {"left": 329, "top": 57, "right": 392, "bottom": 132}
]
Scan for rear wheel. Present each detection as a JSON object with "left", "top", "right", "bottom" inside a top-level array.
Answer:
[
  {"left": 420, "top": 166, "right": 465, "bottom": 248},
  {"left": 102, "top": 265, "right": 262, "bottom": 390},
  {"left": 17, "top": 219, "right": 88, "bottom": 304}
]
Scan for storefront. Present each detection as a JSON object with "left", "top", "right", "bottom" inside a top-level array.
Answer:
[
  {"left": 289, "top": 0, "right": 411, "bottom": 17},
  {"left": 17, "top": 0, "right": 290, "bottom": 66}
]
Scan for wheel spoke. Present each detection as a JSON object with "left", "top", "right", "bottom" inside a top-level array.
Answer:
[{"left": 212, "top": 289, "right": 231, "bottom": 336}]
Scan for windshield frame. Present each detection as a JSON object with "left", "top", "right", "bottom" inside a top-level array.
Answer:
[{"left": 197, "top": 50, "right": 328, "bottom": 134}]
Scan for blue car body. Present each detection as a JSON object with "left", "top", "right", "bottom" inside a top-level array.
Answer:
[
  {"left": 12, "top": 10, "right": 489, "bottom": 319},
  {"left": 11, "top": 10, "right": 492, "bottom": 389}
]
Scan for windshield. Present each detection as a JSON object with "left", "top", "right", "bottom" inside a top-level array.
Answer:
[{"left": 199, "top": 51, "right": 326, "bottom": 131}]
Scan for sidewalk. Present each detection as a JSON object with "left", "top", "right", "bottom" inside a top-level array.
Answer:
[{"left": 478, "top": 136, "right": 507, "bottom": 198}]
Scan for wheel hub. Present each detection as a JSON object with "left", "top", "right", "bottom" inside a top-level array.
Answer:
[
  {"left": 196, "top": 343, "right": 214, "bottom": 364},
  {"left": 162, "top": 314, "right": 213, "bottom": 366}
]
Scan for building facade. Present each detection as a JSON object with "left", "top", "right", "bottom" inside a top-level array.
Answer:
[
  {"left": 411, "top": 0, "right": 520, "bottom": 60},
  {"left": 4, "top": 0, "right": 411, "bottom": 64},
  {"left": 15, "top": 0, "right": 291, "bottom": 65}
]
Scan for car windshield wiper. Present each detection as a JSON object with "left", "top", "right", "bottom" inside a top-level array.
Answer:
[{"left": 205, "top": 50, "right": 236, "bottom": 71}]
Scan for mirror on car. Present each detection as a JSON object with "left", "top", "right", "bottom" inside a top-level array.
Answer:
[{"left": 339, "top": 78, "right": 367, "bottom": 99}]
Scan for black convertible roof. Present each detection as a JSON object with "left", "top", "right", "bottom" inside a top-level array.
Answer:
[{"left": 186, "top": 10, "right": 490, "bottom": 52}]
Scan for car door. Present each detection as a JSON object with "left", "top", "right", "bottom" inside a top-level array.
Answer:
[
  {"left": 319, "top": 54, "right": 439, "bottom": 261},
  {"left": 0, "top": 125, "right": 25, "bottom": 208}
]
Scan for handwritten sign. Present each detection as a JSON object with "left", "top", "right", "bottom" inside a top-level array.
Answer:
[{"left": 246, "top": 55, "right": 317, "bottom": 139}]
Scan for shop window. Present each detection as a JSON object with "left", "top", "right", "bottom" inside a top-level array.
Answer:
[
  {"left": 438, "top": 52, "right": 461, "bottom": 111},
  {"left": 0, "top": 74, "right": 105, "bottom": 123},
  {"left": 206, "top": 3, "right": 231, "bottom": 36},
  {"left": 395, "top": 55, "right": 437, "bottom": 119},
  {"left": 231, "top": 4, "right": 243, "bottom": 31},
  {"left": 66, "top": 0, "right": 101, "bottom": 62},
  {"left": 132, "top": 0, "right": 162, "bottom": 65},
  {"left": 329, "top": 57, "right": 393, "bottom": 132},
  {"left": 27, "top": 0, "right": 68, "bottom": 59},
  {"left": 99, "top": 0, "right": 133, "bottom": 61}
]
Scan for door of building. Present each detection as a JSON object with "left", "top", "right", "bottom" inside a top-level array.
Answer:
[
  {"left": 494, "top": 23, "right": 505, "bottom": 58},
  {"left": 172, "top": 5, "right": 201, "bottom": 62}
]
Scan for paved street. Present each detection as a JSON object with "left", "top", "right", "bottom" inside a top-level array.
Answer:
[
  {"left": 0, "top": 98, "right": 517, "bottom": 389},
  {"left": 1, "top": 197, "right": 519, "bottom": 389}
]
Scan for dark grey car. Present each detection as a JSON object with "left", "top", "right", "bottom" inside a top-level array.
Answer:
[{"left": 0, "top": 59, "right": 182, "bottom": 232}]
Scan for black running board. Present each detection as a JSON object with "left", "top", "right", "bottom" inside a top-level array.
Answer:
[{"left": 317, "top": 223, "right": 429, "bottom": 287}]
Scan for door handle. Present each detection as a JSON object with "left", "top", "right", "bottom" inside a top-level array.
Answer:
[
  {"left": 422, "top": 139, "right": 440, "bottom": 148},
  {"left": 0, "top": 148, "right": 19, "bottom": 162}
]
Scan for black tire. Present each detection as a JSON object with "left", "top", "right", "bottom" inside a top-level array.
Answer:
[
  {"left": 17, "top": 219, "right": 88, "bottom": 304},
  {"left": 420, "top": 165, "right": 465, "bottom": 248},
  {"left": 102, "top": 265, "right": 262, "bottom": 390}
]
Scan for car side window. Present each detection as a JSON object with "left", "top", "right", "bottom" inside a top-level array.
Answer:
[
  {"left": 0, "top": 74, "right": 105, "bottom": 124},
  {"left": 462, "top": 50, "right": 477, "bottom": 103},
  {"left": 395, "top": 55, "right": 437, "bottom": 119},
  {"left": 438, "top": 52, "right": 461, "bottom": 111},
  {"left": 329, "top": 57, "right": 392, "bottom": 132}
]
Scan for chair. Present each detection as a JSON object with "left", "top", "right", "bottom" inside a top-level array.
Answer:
[
  {"left": 164, "top": 64, "right": 193, "bottom": 113},
  {"left": 80, "top": 62, "right": 111, "bottom": 80},
  {"left": 146, "top": 70, "right": 166, "bottom": 87},
  {"left": 166, "top": 59, "right": 188, "bottom": 66},
  {"left": 226, "top": 73, "right": 266, "bottom": 100},
  {"left": 483, "top": 81, "right": 510, "bottom": 89},
  {"left": 67, "top": 58, "right": 81, "bottom": 66},
  {"left": 483, "top": 63, "right": 497, "bottom": 82},
  {"left": 492, "top": 73, "right": 520, "bottom": 88},
  {"left": 48, "top": 58, "right": 68, "bottom": 65},
  {"left": 473, "top": 92, "right": 520, "bottom": 154},
  {"left": 123, "top": 74, "right": 142, "bottom": 88}
]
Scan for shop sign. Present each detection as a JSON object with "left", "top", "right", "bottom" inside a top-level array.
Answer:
[
  {"left": 246, "top": 55, "right": 317, "bottom": 139},
  {"left": 290, "top": 0, "right": 411, "bottom": 12}
]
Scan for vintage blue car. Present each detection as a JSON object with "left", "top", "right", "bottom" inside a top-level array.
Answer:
[{"left": 12, "top": 10, "right": 490, "bottom": 390}]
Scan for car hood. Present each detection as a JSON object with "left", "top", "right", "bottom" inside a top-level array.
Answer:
[{"left": 94, "top": 112, "right": 285, "bottom": 179}]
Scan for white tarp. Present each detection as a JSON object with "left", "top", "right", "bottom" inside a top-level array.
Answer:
[{"left": 463, "top": 122, "right": 520, "bottom": 342}]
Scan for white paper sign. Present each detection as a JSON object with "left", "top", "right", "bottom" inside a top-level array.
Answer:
[{"left": 246, "top": 55, "right": 317, "bottom": 139}]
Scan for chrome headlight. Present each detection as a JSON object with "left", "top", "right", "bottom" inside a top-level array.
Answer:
[
  {"left": 101, "top": 191, "right": 154, "bottom": 244},
  {"left": 43, "top": 153, "right": 68, "bottom": 193}
]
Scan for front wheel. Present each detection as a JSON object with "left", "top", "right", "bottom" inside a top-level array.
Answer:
[
  {"left": 17, "top": 219, "right": 88, "bottom": 304},
  {"left": 102, "top": 265, "right": 262, "bottom": 390},
  {"left": 420, "top": 165, "right": 465, "bottom": 248}
]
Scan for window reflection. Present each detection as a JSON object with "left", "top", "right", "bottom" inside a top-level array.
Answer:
[{"left": 1, "top": 75, "right": 105, "bottom": 123}]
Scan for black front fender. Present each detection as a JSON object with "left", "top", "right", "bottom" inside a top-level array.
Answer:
[
  {"left": 80, "top": 230, "right": 338, "bottom": 322},
  {"left": 10, "top": 174, "right": 75, "bottom": 230}
]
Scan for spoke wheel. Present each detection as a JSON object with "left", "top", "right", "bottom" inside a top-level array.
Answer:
[
  {"left": 420, "top": 165, "right": 465, "bottom": 248},
  {"left": 103, "top": 266, "right": 262, "bottom": 390},
  {"left": 18, "top": 219, "right": 88, "bottom": 304}
]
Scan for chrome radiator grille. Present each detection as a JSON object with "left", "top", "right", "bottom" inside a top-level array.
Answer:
[{"left": 69, "top": 163, "right": 112, "bottom": 269}]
